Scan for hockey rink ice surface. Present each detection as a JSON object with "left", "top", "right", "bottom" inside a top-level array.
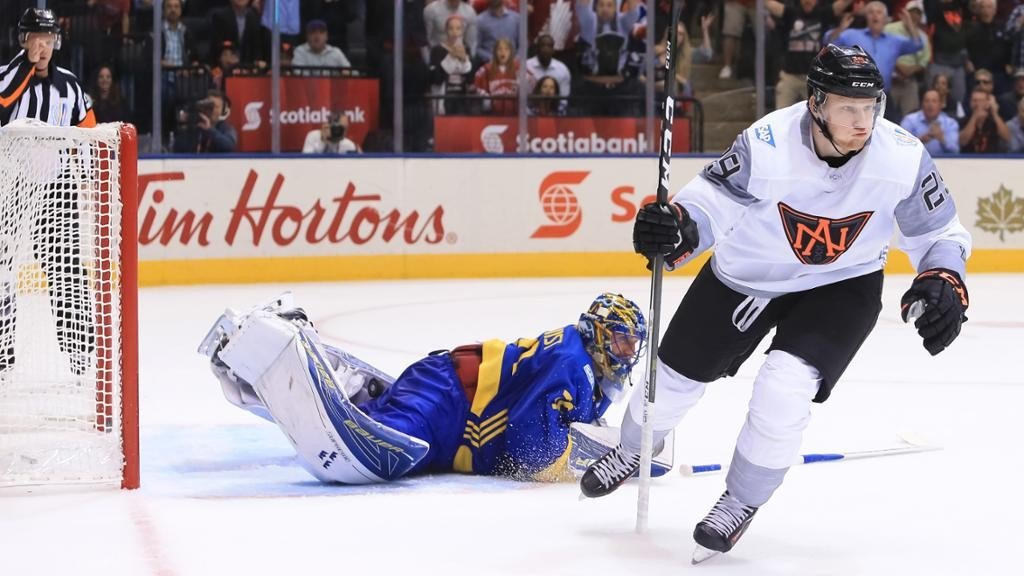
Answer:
[{"left": 3, "top": 274, "right": 1023, "bottom": 576}]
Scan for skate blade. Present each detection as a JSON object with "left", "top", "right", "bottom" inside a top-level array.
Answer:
[{"left": 691, "top": 544, "right": 721, "bottom": 565}]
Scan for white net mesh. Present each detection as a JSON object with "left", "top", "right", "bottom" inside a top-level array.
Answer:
[{"left": 0, "top": 121, "right": 127, "bottom": 486}]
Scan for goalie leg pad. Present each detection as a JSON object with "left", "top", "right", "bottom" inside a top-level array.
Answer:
[
  {"left": 568, "top": 423, "right": 673, "bottom": 478},
  {"left": 218, "top": 313, "right": 430, "bottom": 483}
]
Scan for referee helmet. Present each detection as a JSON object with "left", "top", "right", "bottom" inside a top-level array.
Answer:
[{"left": 18, "top": 8, "right": 62, "bottom": 50}]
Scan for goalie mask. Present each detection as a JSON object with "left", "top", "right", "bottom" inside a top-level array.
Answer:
[{"left": 578, "top": 293, "right": 647, "bottom": 401}]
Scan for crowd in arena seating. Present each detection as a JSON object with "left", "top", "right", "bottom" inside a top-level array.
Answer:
[{"left": 0, "top": 0, "right": 1021, "bottom": 153}]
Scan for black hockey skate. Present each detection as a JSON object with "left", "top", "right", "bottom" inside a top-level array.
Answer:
[
  {"left": 691, "top": 491, "right": 758, "bottom": 564},
  {"left": 579, "top": 444, "right": 640, "bottom": 498}
]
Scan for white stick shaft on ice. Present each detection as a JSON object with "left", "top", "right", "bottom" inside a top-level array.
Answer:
[{"left": 679, "top": 438, "right": 939, "bottom": 476}]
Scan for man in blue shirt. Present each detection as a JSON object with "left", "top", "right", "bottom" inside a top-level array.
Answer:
[
  {"left": 829, "top": 1, "right": 923, "bottom": 107},
  {"left": 477, "top": 0, "right": 520, "bottom": 64},
  {"left": 900, "top": 89, "right": 960, "bottom": 154}
]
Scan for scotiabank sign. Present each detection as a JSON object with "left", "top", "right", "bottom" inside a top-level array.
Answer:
[
  {"left": 434, "top": 116, "right": 692, "bottom": 154},
  {"left": 225, "top": 77, "right": 379, "bottom": 152}
]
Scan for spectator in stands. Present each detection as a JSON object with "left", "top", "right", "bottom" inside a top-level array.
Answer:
[
  {"left": 653, "top": 11, "right": 714, "bottom": 101},
  {"left": 577, "top": 0, "right": 640, "bottom": 76},
  {"left": 900, "top": 89, "right": 960, "bottom": 154},
  {"left": 529, "top": 0, "right": 579, "bottom": 63},
  {"left": 474, "top": 37, "right": 519, "bottom": 115},
  {"left": 764, "top": 0, "right": 841, "bottom": 109},
  {"left": 576, "top": 0, "right": 642, "bottom": 115},
  {"left": 477, "top": 0, "right": 520, "bottom": 64},
  {"left": 926, "top": 0, "right": 970, "bottom": 109},
  {"left": 90, "top": 64, "right": 130, "bottom": 124},
  {"left": 829, "top": 1, "right": 923, "bottom": 113},
  {"left": 964, "top": 0, "right": 1007, "bottom": 90},
  {"left": 529, "top": 75, "right": 562, "bottom": 116},
  {"left": 526, "top": 34, "right": 570, "bottom": 111},
  {"left": 932, "top": 72, "right": 967, "bottom": 119},
  {"left": 161, "top": 0, "right": 195, "bottom": 67},
  {"left": 959, "top": 88, "right": 1011, "bottom": 152},
  {"left": 210, "top": 41, "right": 240, "bottom": 91},
  {"left": 1008, "top": 96, "right": 1024, "bottom": 152},
  {"left": 998, "top": 67, "right": 1024, "bottom": 119},
  {"left": 173, "top": 89, "right": 237, "bottom": 153},
  {"left": 280, "top": 41, "right": 294, "bottom": 67},
  {"left": 1008, "top": 3, "right": 1024, "bottom": 74},
  {"left": 302, "top": 111, "right": 360, "bottom": 154},
  {"left": 884, "top": 0, "right": 930, "bottom": 117},
  {"left": 425, "top": 0, "right": 479, "bottom": 57},
  {"left": 429, "top": 15, "right": 475, "bottom": 115},
  {"left": 292, "top": 19, "right": 351, "bottom": 68},
  {"left": 303, "top": 0, "right": 358, "bottom": 54},
  {"left": 719, "top": 0, "right": 755, "bottom": 80},
  {"left": 973, "top": 67, "right": 996, "bottom": 95},
  {"left": 210, "top": 0, "right": 268, "bottom": 68}
]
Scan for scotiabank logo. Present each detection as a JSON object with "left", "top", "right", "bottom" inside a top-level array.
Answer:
[
  {"left": 241, "top": 104, "right": 367, "bottom": 132},
  {"left": 242, "top": 102, "right": 264, "bottom": 130},
  {"left": 531, "top": 171, "right": 588, "bottom": 239}
]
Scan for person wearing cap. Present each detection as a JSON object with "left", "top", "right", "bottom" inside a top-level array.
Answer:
[
  {"left": 302, "top": 111, "right": 359, "bottom": 154},
  {"left": 292, "top": 19, "right": 351, "bottom": 68},
  {"left": 997, "top": 68, "right": 1024, "bottom": 120},
  {"left": 884, "top": 0, "right": 930, "bottom": 117}
]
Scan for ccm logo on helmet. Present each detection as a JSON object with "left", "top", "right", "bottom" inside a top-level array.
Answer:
[{"left": 851, "top": 82, "right": 875, "bottom": 87}]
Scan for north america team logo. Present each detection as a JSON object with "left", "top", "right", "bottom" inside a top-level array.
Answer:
[{"left": 778, "top": 202, "right": 873, "bottom": 265}]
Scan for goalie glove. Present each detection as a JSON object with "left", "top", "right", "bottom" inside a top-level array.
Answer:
[
  {"left": 632, "top": 201, "right": 699, "bottom": 271},
  {"left": 900, "top": 268, "right": 969, "bottom": 356}
]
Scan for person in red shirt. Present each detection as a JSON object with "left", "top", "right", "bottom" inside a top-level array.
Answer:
[{"left": 474, "top": 37, "right": 519, "bottom": 115}]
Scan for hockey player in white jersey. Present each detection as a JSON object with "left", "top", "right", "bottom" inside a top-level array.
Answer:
[{"left": 580, "top": 45, "right": 971, "bottom": 563}]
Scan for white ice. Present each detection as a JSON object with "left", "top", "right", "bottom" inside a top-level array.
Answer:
[{"left": 3, "top": 274, "right": 1023, "bottom": 576}]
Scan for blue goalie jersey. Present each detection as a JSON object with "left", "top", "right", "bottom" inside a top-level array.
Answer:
[
  {"left": 453, "top": 325, "right": 611, "bottom": 480},
  {"left": 357, "top": 324, "right": 610, "bottom": 481}
]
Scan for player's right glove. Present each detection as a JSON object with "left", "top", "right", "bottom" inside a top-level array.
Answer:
[
  {"left": 632, "top": 201, "right": 699, "bottom": 271},
  {"left": 900, "top": 268, "right": 969, "bottom": 356}
]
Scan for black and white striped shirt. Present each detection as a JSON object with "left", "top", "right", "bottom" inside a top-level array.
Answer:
[{"left": 0, "top": 50, "right": 96, "bottom": 127}]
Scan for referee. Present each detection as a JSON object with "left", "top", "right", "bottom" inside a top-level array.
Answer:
[{"left": 0, "top": 8, "right": 98, "bottom": 378}]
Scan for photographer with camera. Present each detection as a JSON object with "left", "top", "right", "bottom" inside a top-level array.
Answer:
[
  {"left": 172, "top": 89, "right": 237, "bottom": 153},
  {"left": 302, "top": 111, "right": 359, "bottom": 154}
]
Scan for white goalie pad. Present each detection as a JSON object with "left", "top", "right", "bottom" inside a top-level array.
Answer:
[{"left": 204, "top": 307, "right": 429, "bottom": 483}]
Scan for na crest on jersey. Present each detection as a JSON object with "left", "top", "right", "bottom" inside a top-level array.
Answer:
[
  {"left": 778, "top": 202, "right": 874, "bottom": 265},
  {"left": 755, "top": 124, "right": 776, "bottom": 148}
]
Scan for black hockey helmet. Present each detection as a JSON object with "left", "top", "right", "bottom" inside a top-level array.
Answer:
[
  {"left": 18, "top": 8, "right": 61, "bottom": 49},
  {"left": 807, "top": 44, "right": 884, "bottom": 101}
]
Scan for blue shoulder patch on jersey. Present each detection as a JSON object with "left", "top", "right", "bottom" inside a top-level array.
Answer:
[
  {"left": 754, "top": 123, "right": 776, "bottom": 147},
  {"left": 892, "top": 126, "right": 919, "bottom": 146}
]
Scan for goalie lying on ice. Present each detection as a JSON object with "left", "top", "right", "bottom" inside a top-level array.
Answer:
[{"left": 198, "top": 293, "right": 662, "bottom": 484}]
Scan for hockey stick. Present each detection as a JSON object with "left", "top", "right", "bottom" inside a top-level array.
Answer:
[
  {"left": 678, "top": 433, "right": 940, "bottom": 476},
  {"left": 637, "top": 0, "right": 682, "bottom": 534}
]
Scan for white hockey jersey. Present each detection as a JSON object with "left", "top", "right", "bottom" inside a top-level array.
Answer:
[{"left": 674, "top": 103, "right": 972, "bottom": 296}]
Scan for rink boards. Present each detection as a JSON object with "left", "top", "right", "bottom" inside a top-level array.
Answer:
[{"left": 135, "top": 156, "right": 1024, "bottom": 285}]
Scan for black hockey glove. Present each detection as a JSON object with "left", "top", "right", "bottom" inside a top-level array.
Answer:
[
  {"left": 632, "top": 201, "right": 699, "bottom": 271},
  {"left": 900, "top": 268, "right": 969, "bottom": 356}
]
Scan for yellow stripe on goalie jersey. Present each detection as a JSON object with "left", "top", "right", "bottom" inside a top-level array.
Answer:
[
  {"left": 454, "top": 338, "right": 508, "bottom": 472},
  {"left": 532, "top": 435, "right": 574, "bottom": 483}
]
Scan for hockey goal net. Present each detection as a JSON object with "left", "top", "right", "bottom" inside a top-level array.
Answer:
[{"left": 0, "top": 120, "right": 138, "bottom": 489}]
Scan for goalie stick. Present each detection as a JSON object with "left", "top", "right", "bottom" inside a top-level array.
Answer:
[
  {"left": 637, "top": 0, "right": 683, "bottom": 534},
  {"left": 678, "top": 432, "right": 939, "bottom": 476}
]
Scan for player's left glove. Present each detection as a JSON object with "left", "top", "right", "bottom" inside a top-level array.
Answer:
[
  {"left": 900, "top": 268, "right": 969, "bottom": 356},
  {"left": 632, "top": 201, "right": 699, "bottom": 271}
]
